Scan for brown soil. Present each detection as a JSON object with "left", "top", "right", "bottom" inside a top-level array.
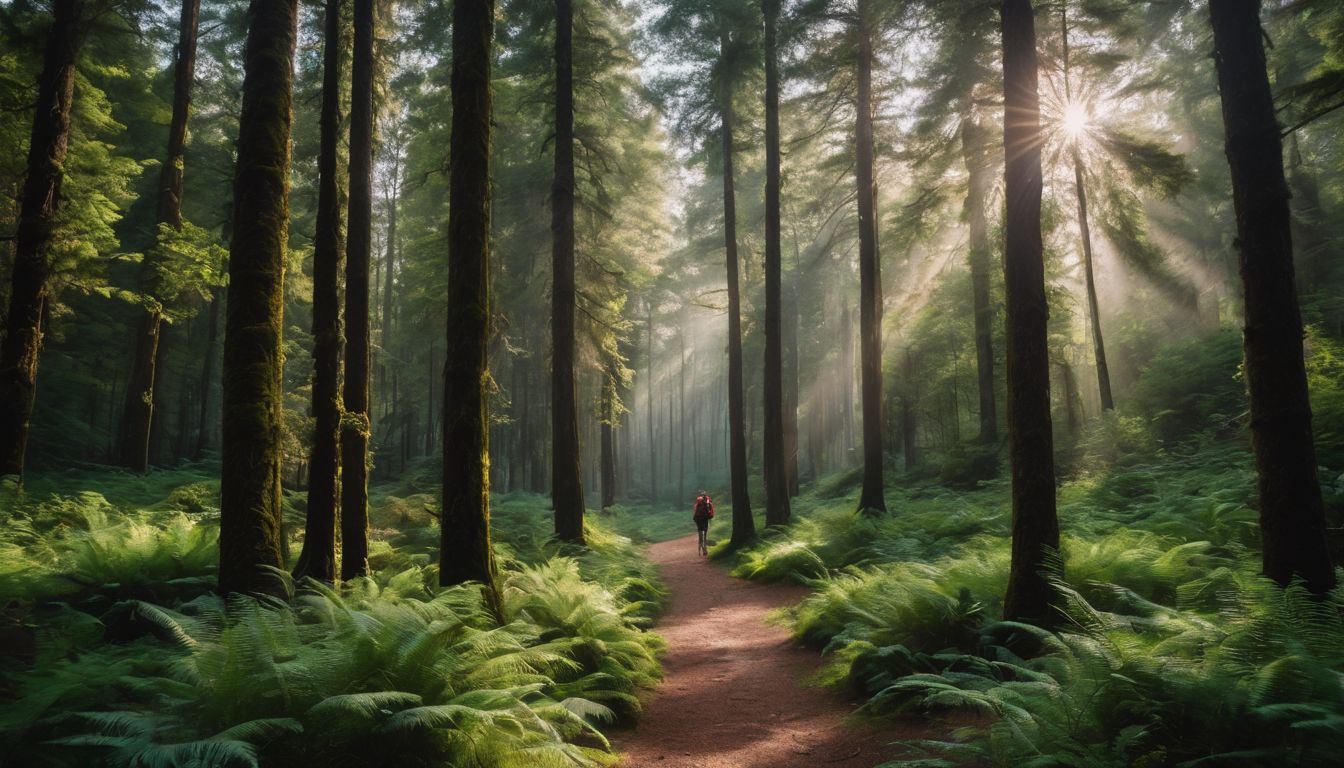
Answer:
[{"left": 610, "top": 534, "right": 936, "bottom": 768}]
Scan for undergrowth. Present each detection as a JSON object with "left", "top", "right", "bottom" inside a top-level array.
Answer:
[
  {"left": 0, "top": 474, "right": 665, "bottom": 767},
  {"left": 731, "top": 436, "right": 1344, "bottom": 766}
]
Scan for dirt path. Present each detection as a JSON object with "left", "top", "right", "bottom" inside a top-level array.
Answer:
[{"left": 610, "top": 534, "right": 926, "bottom": 768}]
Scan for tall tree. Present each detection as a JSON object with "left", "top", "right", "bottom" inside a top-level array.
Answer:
[
  {"left": 855, "top": 0, "right": 886, "bottom": 514},
  {"left": 552, "top": 0, "right": 585, "bottom": 543},
  {"left": 218, "top": 0, "right": 299, "bottom": 596},
  {"left": 116, "top": 0, "right": 201, "bottom": 472},
  {"left": 340, "top": 0, "right": 374, "bottom": 580},
  {"left": 440, "top": 0, "right": 502, "bottom": 610},
  {"left": 0, "top": 0, "right": 83, "bottom": 481},
  {"left": 1061, "top": 5, "right": 1112, "bottom": 412},
  {"left": 294, "top": 0, "right": 346, "bottom": 584},
  {"left": 762, "top": 0, "right": 790, "bottom": 526},
  {"left": 720, "top": 20, "right": 756, "bottom": 548},
  {"left": 1000, "top": 0, "right": 1060, "bottom": 625},
  {"left": 962, "top": 116, "right": 998, "bottom": 443},
  {"left": 1208, "top": 0, "right": 1335, "bottom": 595},
  {"left": 600, "top": 353, "right": 618, "bottom": 509}
]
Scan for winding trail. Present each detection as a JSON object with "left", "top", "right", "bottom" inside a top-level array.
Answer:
[{"left": 611, "top": 534, "right": 928, "bottom": 768}]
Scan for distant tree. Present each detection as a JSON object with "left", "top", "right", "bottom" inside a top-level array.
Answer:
[
  {"left": 219, "top": 0, "right": 300, "bottom": 596},
  {"left": 440, "top": 0, "right": 502, "bottom": 612},
  {"left": 999, "top": 0, "right": 1060, "bottom": 626},
  {"left": 294, "top": 0, "right": 347, "bottom": 584},
  {"left": 1208, "top": 0, "right": 1336, "bottom": 595},
  {"left": 0, "top": 0, "right": 83, "bottom": 481},
  {"left": 552, "top": 0, "right": 585, "bottom": 543},
  {"left": 762, "top": 0, "right": 791, "bottom": 526},
  {"left": 340, "top": 0, "right": 374, "bottom": 580},
  {"left": 116, "top": 0, "right": 201, "bottom": 473}
]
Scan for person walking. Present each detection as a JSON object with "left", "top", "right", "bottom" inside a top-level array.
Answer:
[{"left": 693, "top": 491, "right": 714, "bottom": 556}]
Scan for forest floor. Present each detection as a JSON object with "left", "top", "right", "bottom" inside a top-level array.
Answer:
[{"left": 610, "top": 533, "right": 933, "bottom": 768}]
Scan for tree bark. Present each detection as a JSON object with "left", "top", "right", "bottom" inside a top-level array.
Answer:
[
  {"left": 647, "top": 300, "right": 657, "bottom": 505},
  {"left": 855, "top": 0, "right": 886, "bottom": 513},
  {"left": 551, "top": 0, "right": 585, "bottom": 541},
  {"left": 294, "top": 0, "right": 346, "bottom": 584},
  {"left": 1000, "top": 0, "right": 1060, "bottom": 626},
  {"left": 762, "top": 0, "right": 791, "bottom": 525},
  {"left": 783, "top": 274, "right": 800, "bottom": 495},
  {"left": 117, "top": 0, "right": 200, "bottom": 472},
  {"left": 218, "top": 0, "right": 299, "bottom": 596},
  {"left": 1209, "top": 0, "right": 1335, "bottom": 594},
  {"left": 192, "top": 287, "right": 220, "bottom": 458},
  {"left": 441, "top": 0, "right": 502, "bottom": 612},
  {"left": 1072, "top": 149, "right": 1113, "bottom": 411},
  {"left": 0, "top": 0, "right": 82, "bottom": 480},
  {"left": 721, "top": 30, "right": 755, "bottom": 548},
  {"left": 340, "top": 0, "right": 374, "bottom": 580},
  {"left": 962, "top": 117, "right": 998, "bottom": 444},
  {"left": 601, "top": 355, "right": 617, "bottom": 509}
]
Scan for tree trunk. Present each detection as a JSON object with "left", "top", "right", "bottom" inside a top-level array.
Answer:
[
  {"left": 117, "top": 0, "right": 200, "bottom": 472},
  {"left": 1072, "top": 149, "right": 1113, "bottom": 411},
  {"left": 192, "top": 288, "right": 220, "bottom": 458},
  {"left": 294, "top": 0, "right": 346, "bottom": 584},
  {"left": 762, "top": 0, "right": 791, "bottom": 526},
  {"left": 962, "top": 117, "right": 998, "bottom": 444},
  {"left": 381, "top": 162, "right": 398, "bottom": 416},
  {"left": 855, "top": 0, "right": 886, "bottom": 513},
  {"left": 601, "top": 355, "right": 617, "bottom": 509},
  {"left": 218, "top": 0, "right": 299, "bottom": 596},
  {"left": 0, "top": 0, "right": 82, "bottom": 480},
  {"left": 1000, "top": 0, "right": 1060, "bottom": 626},
  {"left": 1209, "top": 0, "right": 1335, "bottom": 594},
  {"left": 721, "top": 30, "right": 755, "bottom": 548},
  {"left": 901, "top": 349, "right": 918, "bottom": 471},
  {"left": 647, "top": 301, "right": 657, "bottom": 505},
  {"left": 440, "top": 0, "right": 502, "bottom": 611},
  {"left": 678, "top": 325, "right": 686, "bottom": 504},
  {"left": 551, "top": 0, "right": 585, "bottom": 542},
  {"left": 783, "top": 275, "right": 800, "bottom": 495},
  {"left": 339, "top": 0, "right": 374, "bottom": 580}
]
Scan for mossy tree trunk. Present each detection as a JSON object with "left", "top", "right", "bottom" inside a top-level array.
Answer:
[
  {"left": 762, "top": 0, "right": 791, "bottom": 527},
  {"left": 1209, "top": 0, "right": 1335, "bottom": 595},
  {"left": 720, "top": 29, "right": 755, "bottom": 549},
  {"left": 1000, "top": 0, "right": 1061, "bottom": 626},
  {"left": 855, "top": 0, "right": 886, "bottom": 514},
  {"left": 117, "top": 0, "right": 200, "bottom": 473},
  {"left": 294, "top": 0, "right": 347, "bottom": 584},
  {"left": 0, "top": 0, "right": 82, "bottom": 481},
  {"left": 339, "top": 0, "right": 374, "bottom": 581},
  {"left": 552, "top": 0, "right": 585, "bottom": 542},
  {"left": 219, "top": 0, "right": 299, "bottom": 596},
  {"left": 962, "top": 117, "right": 998, "bottom": 444},
  {"left": 441, "top": 0, "right": 502, "bottom": 613}
]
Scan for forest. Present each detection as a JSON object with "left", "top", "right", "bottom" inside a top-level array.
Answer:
[{"left": 2, "top": 0, "right": 1344, "bottom": 765}]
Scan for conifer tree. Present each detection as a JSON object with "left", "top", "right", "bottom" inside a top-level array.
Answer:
[{"left": 219, "top": 0, "right": 300, "bottom": 596}]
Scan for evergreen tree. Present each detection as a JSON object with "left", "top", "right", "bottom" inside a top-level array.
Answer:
[
  {"left": 1208, "top": 0, "right": 1336, "bottom": 595},
  {"left": 294, "top": 0, "right": 347, "bottom": 584},
  {"left": 116, "top": 0, "right": 201, "bottom": 473},
  {"left": 340, "top": 0, "right": 374, "bottom": 580},
  {"left": 762, "top": 0, "right": 790, "bottom": 526},
  {"left": 218, "top": 0, "right": 300, "bottom": 596},
  {"left": 0, "top": 0, "right": 83, "bottom": 481},
  {"left": 552, "top": 0, "right": 585, "bottom": 543},
  {"left": 999, "top": 0, "right": 1060, "bottom": 626},
  {"left": 440, "top": 0, "right": 502, "bottom": 611}
]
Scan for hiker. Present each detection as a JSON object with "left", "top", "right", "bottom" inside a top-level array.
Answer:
[{"left": 693, "top": 491, "right": 714, "bottom": 556}]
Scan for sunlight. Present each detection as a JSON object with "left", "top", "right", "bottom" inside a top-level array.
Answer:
[{"left": 1062, "top": 101, "right": 1090, "bottom": 138}]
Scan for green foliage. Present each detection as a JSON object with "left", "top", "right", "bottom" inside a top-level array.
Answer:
[
  {"left": 1, "top": 478, "right": 664, "bottom": 767},
  {"left": 730, "top": 435, "right": 1344, "bottom": 766}
]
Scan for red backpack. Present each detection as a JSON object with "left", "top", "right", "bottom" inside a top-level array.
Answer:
[{"left": 694, "top": 495, "right": 714, "bottom": 519}]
